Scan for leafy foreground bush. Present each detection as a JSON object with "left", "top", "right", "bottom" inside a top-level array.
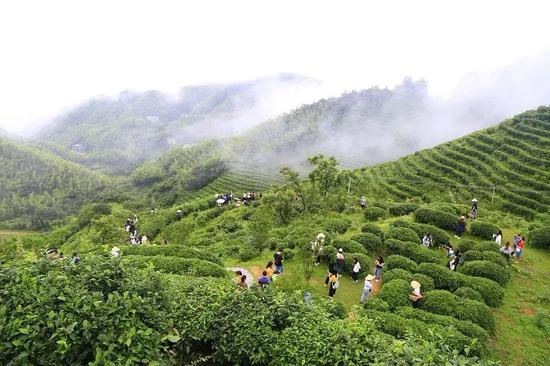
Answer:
[
  {"left": 122, "top": 255, "right": 227, "bottom": 278},
  {"left": 454, "top": 287, "right": 485, "bottom": 303},
  {"left": 417, "top": 262, "right": 504, "bottom": 307},
  {"left": 528, "top": 226, "right": 550, "bottom": 249},
  {"left": 378, "top": 278, "right": 412, "bottom": 310},
  {"left": 420, "top": 290, "right": 496, "bottom": 332},
  {"left": 470, "top": 221, "right": 500, "bottom": 240},
  {"left": 121, "top": 244, "right": 223, "bottom": 265},
  {"left": 350, "top": 233, "right": 383, "bottom": 252},
  {"left": 385, "top": 255, "right": 418, "bottom": 273},
  {"left": 0, "top": 257, "right": 495, "bottom": 365},
  {"left": 388, "top": 202, "right": 420, "bottom": 216}
]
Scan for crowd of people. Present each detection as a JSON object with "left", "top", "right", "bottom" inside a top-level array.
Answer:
[
  {"left": 124, "top": 216, "right": 148, "bottom": 245},
  {"left": 216, "top": 192, "right": 233, "bottom": 207},
  {"left": 44, "top": 248, "right": 81, "bottom": 264}
]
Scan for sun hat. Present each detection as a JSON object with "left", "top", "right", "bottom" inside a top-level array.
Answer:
[
  {"left": 338, "top": 248, "right": 343, "bottom": 253},
  {"left": 365, "top": 274, "right": 375, "bottom": 281},
  {"left": 472, "top": 198, "right": 478, "bottom": 202},
  {"left": 410, "top": 280, "right": 421, "bottom": 289},
  {"left": 111, "top": 246, "right": 120, "bottom": 252},
  {"left": 317, "top": 233, "right": 326, "bottom": 238},
  {"left": 460, "top": 216, "right": 466, "bottom": 219}
]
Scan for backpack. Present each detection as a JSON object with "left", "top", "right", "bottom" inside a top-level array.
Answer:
[{"left": 332, "top": 280, "right": 340, "bottom": 289}]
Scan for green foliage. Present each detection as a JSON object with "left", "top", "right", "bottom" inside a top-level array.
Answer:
[
  {"left": 331, "top": 239, "right": 368, "bottom": 255},
  {"left": 473, "top": 241, "right": 500, "bottom": 253},
  {"left": 394, "top": 307, "right": 489, "bottom": 344},
  {"left": 459, "top": 260, "right": 510, "bottom": 286},
  {"left": 454, "top": 287, "right": 484, "bottom": 303},
  {"left": 470, "top": 221, "right": 499, "bottom": 240},
  {"left": 121, "top": 245, "right": 223, "bottom": 265},
  {"left": 456, "top": 240, "right": 476, "bottom": 253},
  {"left": 420, "top": 290, "right": 496, "bottom": 332},
  {"left": 307, "top": 155, "right": 341, "bottom": 197},
  {"left": 361, "top": 223, "right": 385, "bottom": 240},
  {"left": 388, "top": 202, "right": 420, "bottom": 216},
  {"left": 390, "top": 219, "right": 450, "bottom": 246},
  {"left": 385, "top": 255, "right": 418, "bottom": 273},
  {"left": 323, "top": 215, "right": 351, "bottom": 234},
  {"left": 345, "top": 253, "right": 372, "bottom": 274},
  {"left": 238, "top": 244, "right": 260, "bottom": 261},
  {"left": 384, "top": 268, "right": 435, "bottom": 292},
  {"left": 364, "top": 206, "right": 386, "bottom": 221},
  {"left": 122, "top": 255, "right": 227, "bottom": 277},
  {"left": 528, "top": 226, "right": 550, "bottom": 249},
  {"left": 385, "top": 239, "right": 440, "bottom": 264},
  {"left": 480, "top": 251, "right": 508, "bottom": 267},
  {"left": 386, "top": 226, "right": 420, "bottom": 243},
  {"left": 414, "top": 208, "right": 458, "bottom": 231},
  {"left": 363, "top": 298, "right": 390, "bottom": 312},
  {"left": 378, "top": 279, "right": 412, "bottom": 310},
  {"left": 416, "top": 263, "right": 504, "bottom": 307},
  {"left": 350, "top": 233, "right": 383, "bottom": 252}
]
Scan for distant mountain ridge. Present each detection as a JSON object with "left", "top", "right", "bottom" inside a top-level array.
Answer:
[{"left": 38, "top": 73, "right": 323, "bottom": 174}]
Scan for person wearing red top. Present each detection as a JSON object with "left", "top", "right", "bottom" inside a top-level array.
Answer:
[{"left": 515, "top": 237, "right": 526, "bottom": 260}]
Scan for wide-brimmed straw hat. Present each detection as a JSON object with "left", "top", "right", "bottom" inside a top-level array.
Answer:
[
  {"left": 410, "top": 280, "right": 421, "bottom": 289},
  {"left": 365, "top": 274, "right": 375, "bottom": 281},
  {"left": 338, "top": 248, "right": 343, "bottom": 253},
  {"left": 472, "top": 198, "right": 478, "bottom": 202},
  {"left": 460, "top": 216, "right": 466, "bottom": 220}
]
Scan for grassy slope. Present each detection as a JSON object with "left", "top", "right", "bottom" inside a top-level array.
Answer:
[{"left": 0, "top": 230, "right": 35, "bottom": 241}]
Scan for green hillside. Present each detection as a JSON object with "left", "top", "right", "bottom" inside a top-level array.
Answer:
[
  {"left": 356, "top": 107, "right": 550, "bottom": 220},
  {"left": 39, "top": 74, "right": 320, "bottom": 174},
  {"left": 2, "top": 107, "right": 550, "bottom": 365},
  {"left": 0, "top": 138, "right": 115, "bottom": 229}
]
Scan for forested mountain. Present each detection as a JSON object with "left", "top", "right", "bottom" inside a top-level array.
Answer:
[
  {"left": 0, "top": 138, "right": 114, "bottom": 229},
  {"left": 38, "top": 73, "right": 322, "bottom": 174}
]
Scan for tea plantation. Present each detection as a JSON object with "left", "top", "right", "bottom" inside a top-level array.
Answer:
[{"left": 1, "top": 107, "right": 550, "bottom": 365}]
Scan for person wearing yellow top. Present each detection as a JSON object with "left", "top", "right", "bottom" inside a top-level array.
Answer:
[
  {"left": 265, "top": 261, "right": 274, "bottom": 278},
  {"left": 328, "top": 269, "right": 339, "bottom": 297}
]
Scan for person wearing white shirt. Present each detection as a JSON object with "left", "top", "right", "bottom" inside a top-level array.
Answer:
[{"left": 351, "top": 259, "right": 361, "bottom": 283}]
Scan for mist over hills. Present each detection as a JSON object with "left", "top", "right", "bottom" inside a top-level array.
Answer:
[{"left": 38, "top": 73, "right": 324, "bottom": 174}]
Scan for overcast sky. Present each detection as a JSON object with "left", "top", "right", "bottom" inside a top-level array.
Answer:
[{"left": 1, "top": 0, "right": 550, "bottom": 135}]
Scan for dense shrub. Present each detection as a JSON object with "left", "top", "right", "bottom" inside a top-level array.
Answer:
[
  {"left": 481, "top": 251, "right": 508, "bottom": 268},
  {"left": 394, "top": 307, "right": 489, "bottom": 344},
  {"left": 528, "top": 226, "right": 550, "bottom": 249},
  {"left": 320, "top": 245, "right": 336, "bottom": 266},
  {"left": 363, "top": 298, "right": 390, "bottom": 312},
  {"left": 459, "top": 260, "right": 510, "bottom": 286},
  {"left": 350, "top": 233, "right": 383, "bottom": 252},
  {"left": 414, "top": 208, "right": 457, "bottom": 231},
  {"left": 238, "top": 245, "right": 260, "bottom": 261},
  {"left": 385, "top": 255, "right": 418, "bottom": 273},
  {"left": 416, "top": 263, "right": 504, "bottom": 307},
  {"left": 324, "top": 216, "right": 352, "bottom": 234},
  {"left": 122, "top": 245, "right": 223, "bottom": 265},
  {"left": 473, "top": 241, "right": 500, "bottom": 253},
  {"left": 363, "top": 311, "right": 475, "bottom": 355},
  {"left": 391, "top": 220, "right": 450, "bottom": 246},
  {"left": 420, "top": 290, "right": 496, "bottom": 332},
  {"left": 388, "top": 203, "right": 420, "bottom": 216},
  {"left": 386, "top": 227, "right": 420, "bottom": 243},
  {"left": 378, "top": 279, "right": 412, "bottom": 310},
  {"left": 462, "top": 250, "right": 483, "bottom": 262},
  {"left": 331, "top": 239, "right": 368, "bottom": 255},
  {"left": 384, "top": 268, "right": 434, "bottom": 292},
  {"left": 385, "top": 239, "right": 440, "bottom": 264},
  {"left": 122, "top": 255, "right": 227, "bottom": 278},
  {"left": 364, "top": 206, "right": 386, "bottom": 221},
  {"left": 455, "top": 240, "right": 476, "bottom": 253},
  {"left": 361, "top": 223, "right": 386, "bottom": 240},
  {"left": 454, "top": 287, "right": 484, "bottom": 303},
  {"left": 470, "top": 221, "right": 499, "bottom": 240}
]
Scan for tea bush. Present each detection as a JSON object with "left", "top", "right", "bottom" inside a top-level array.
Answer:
[
  {"left": 470, "top": 221, "right": 499, "bottom": 240},
  {"left": 383, "top": 268, "right": 435, "bottom": 292},
  {"left": 480, "top": 251, "right": 508, "bottom": 268},
  {"left": 378, "top": 278, "right": 412, "bottom": 310},
  {"left": 361, "top": 223, "right": 386, "bottom": 240},
  {"left": 385, "top": 239, "right": 440, "bottom": 264},
  {"left": 388, "top": 203, "right": 420, "bottom": 216},
  {"left": 455, "top": 240, "right": 476, "bottom": 253},
  {"left": 331, "top": 239, "right": 368, "bottom": 255},
  {"left": 385, "top": 255, "right": 418, "bottom": 273},
  {"left": 454, "top": 287, "right": 484, "bottom": 303},
  {"left": 414, "top": 208, "right": 457, "bottom": 231},
  {"left": 528, "top": 226, "right": 550, "bottom": 249},
  {"left": 391, "top": 219, "right": 450, "bottom": 245},
  {"left": 420, "top": 290, "right": 496, "bottom": 332},
  {"left": 386, "top": 227, "right": 420, "bottom": 243},
  {"left": 364, "top": 206, "right": 386, "bottom": 221},
  {"left": 122, "top": 255, "right": 227, "bottom": 278},
  {"left": 350, "top": 233, "right": 383, "bottom": 252},
  {"left": 473, "top": 241, "right": 500, "bottom": 253},
  {"left": 363, "top": 298, "right": 390, "bottom": 312},
  {"left": 122, "top": 245, "right": 223, "bottom": 265},
  {"left": 459, "top": 260, "right": 510, "bottom": 286},
  {"left": 324, "top": 215, "right": 352, "bottom": 234}
]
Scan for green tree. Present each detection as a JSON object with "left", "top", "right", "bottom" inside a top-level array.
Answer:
[{"left": 307, "top": 155, "right": 340, "bottom": 197}]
